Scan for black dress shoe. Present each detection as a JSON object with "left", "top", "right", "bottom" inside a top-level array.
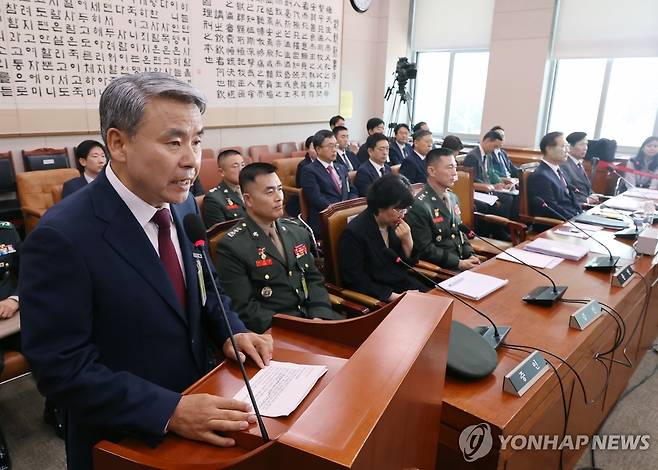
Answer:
[
  {"left": 43, "top": 400, "right": 65, "bottom": 440},
  {"left": 0, "top": 425, "right": 11, "bottom": 470}
]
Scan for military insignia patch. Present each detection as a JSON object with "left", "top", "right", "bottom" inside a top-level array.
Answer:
[
  {"left": 293, "top": 243, "right": 308, "bottom": 258},
  {"left": 261, "top": 287, "right": 273, "bottom": 298},
  {"left": 256, "top": 259, "right": 273, "bottom": 267},
  {"left": 433, "top": 216, "right": 444, "bottom": 223}
]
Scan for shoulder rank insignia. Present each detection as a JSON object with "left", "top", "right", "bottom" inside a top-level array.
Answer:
[{"left": 0, "top": 222, "right": 11, "bottom": 229}]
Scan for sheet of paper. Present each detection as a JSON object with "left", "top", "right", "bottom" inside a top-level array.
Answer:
[
  {"left": 602, "top": 197, "right": 642, "bottom": 212},
  {"left": 474, "top": 192, "right": 498, "bottom": 206},
  {"left": 554, "top": 229, "right": 589, "bottom": 239},
  {"left": 438, "top": 270, "right": 508, "bottom": 300},
  {"left": 233, "top": 361, "right": 328, "bottom": 417},
  {"left": 625, "top": 188, "right": 658, "bottom": 200},
  {"left": 495, "top": 247, "right": 564, "bottom": 269},
  {"left": 524, "top": 238, "right": 589, "bottom": 260},
  {"left": 568, "top": 222, "right": 604, "bottom": 232}
]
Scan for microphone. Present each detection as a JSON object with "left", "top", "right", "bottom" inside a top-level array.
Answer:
[
  {"left": 607, "top": 164, "right": 638, "bottom": 192},
  {"left": 183, "top": 214, "right": 270, "bottom": 442},
  {"left": 534, "top": 197, "right": 619, "bottom": 271},
  {"left": 458, "top": 224, "right": 567, "bottom": 306},
  {"left": 383, "top": 248, "right": 510, "bottom": 350}
]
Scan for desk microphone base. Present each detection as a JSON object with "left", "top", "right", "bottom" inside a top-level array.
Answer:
[{"left": 522, "top": 285, "right": 568, "bottom": 306}]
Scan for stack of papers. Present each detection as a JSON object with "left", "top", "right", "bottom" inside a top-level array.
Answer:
[
  {"left": 438, "top": 270, "right": 508, "bottom": 300},
  {"left": 602, "top": 197, "right": 642, "bottom": 212},
  {"left": 474, "top": 192, "right": 499, "bottom": 206},
  {"left": 233, "top": 361, "right": 328, "bottom": 417},
  {"left": 524, "top": 238, "right": 589, "bottom": 260},
  {"left": 625, "top": 188, "right": 658, "bottom": 200},
  {"left": 495, "top": 247, "right": 563, "bottom": 269}
]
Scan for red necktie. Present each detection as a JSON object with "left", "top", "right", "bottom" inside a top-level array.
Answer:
[
  {"left": 327, "top": 164, "right": 342, "bottom": 193},
  {"left": 152, "top": 208, "right": 186, "bottom": 310}
]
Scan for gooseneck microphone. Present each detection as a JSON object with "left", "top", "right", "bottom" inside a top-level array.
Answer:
[
  {"left": 458, "top": 224, "right": 567, "bottom": 306},
  {"left": 183, "top": 213, "right": 270, "bottom": 442},
  {"left": 384, "top": 248, "right": 507, "bottom": 381},
  {"left": 534, "top": 197, "right": 619, "bottom": 271}
]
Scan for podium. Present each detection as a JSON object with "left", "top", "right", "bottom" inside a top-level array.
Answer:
[{"left": 93, "top": 293, "right": 453, "bottom": 469}]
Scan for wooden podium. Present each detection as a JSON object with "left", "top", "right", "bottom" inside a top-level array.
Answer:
[{"left": 93, "top": 293, "right": 453, "bottom": 469}]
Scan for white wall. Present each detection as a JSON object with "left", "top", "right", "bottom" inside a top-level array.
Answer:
[
  {"left": 2, "top": 0, "right": 401, "bottom": 173},
  {"left": 480, "top": 0, "right": 556, "bottom": 148}
]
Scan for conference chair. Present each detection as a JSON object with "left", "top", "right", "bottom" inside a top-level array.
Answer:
[
  {"left": 194, "top": 195, "right": 205, "bottom": 220},
  {"left": 22, "top": 147, "right": 70, "bottom": 172},
  {"left": 197, "top": 158, "right": 222, "bottom": 192},
  {"left": 272, "top": 157, "right": 309, "bottom": 222},
  {"left": 290, "top": 150, "right": 307, "bottom": 159},
  {"left": 16, "top": 168, "right": 80, "bottom": 233},
  {"left": 248, "top": 145, "right": 270, "bottom": 162},
  {"left": 276, "top": 142, "right": 298, "bottom": 157},
  {"left": 518, "top": 167, "right": 562, "bottom": 236},
  {"left": 51, "top": 184, "right": 64, "bottom": 205},
  {"left": 0, "top": 151, "right": 22, "bottom": 223},
  {"left": 258, "top": 152, "right": 286, "bottom": 164},
  {"left": 319, "top": 198, "right": 452, "bottom": 312},
  {"left": 207, "top": 218, "right": 368, "bottom": 317},
  {"left": 201, "top": 148, "right": 216, "bottom": 160}
]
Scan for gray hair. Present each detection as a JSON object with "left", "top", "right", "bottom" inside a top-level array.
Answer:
[{"left": 99, "top": 72, "right": 207, "bottom": 144}]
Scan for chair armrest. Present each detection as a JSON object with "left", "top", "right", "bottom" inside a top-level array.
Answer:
[
  {"left": 474, "top": 212, "right": 528, "bottom": 245},
  {"left": 474, "top": 183, "right": 495, "bottom": 193},
  {"left": 415, "top": 260, "right": 459, "bottom": 278},
  {"left": 325, "top": 283, "right": 386, "bottom": 310},
  {"left": 412, "top": 267, "right": 452, "bottom": 282},
  {"left": 533, "top": 216, "right": 563, "bottom": 227},
  {"left": 328, "top": 294, "right": 370, "bottom": 317},
  {"left": 22, "top": 207, "right": 47, "bottom": 218}
]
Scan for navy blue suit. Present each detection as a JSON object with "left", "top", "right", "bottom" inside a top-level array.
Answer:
[
  {"left": 61, "top": 176, "right": 88, "bottom": 198},
  {"left": 560, "top": 157, "right": 592, "bottom": 206},
  {"left": 19, "top": 171, "right": 247, "bottom": 469},
  {"left": 355, "top": 160, "right": 391, "bottom": 197},
  {"left": 355, "top": 143, "right": 369, "bottom": 165},
  {"left": 528, "top": 161, "right": 582, "bottom": 220},
  {"left": 492, "top": 149, "right": 520, "bottom": 178},
  {"left": 399, "top": 151, "right": 427, "bottom": 184},
  {"left": 299, "top": 159, "right": 357, "bottom": 235},
  {"left": 388, "top": 140, "right": 413, "bottom": 166},
  {"left": 335, "top": 149, "right": 360, "bottom": 172}
]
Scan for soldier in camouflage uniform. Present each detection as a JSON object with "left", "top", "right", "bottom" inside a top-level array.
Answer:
[
  {"left": 203, "top": 149, "right": 246, "bottom": 228},
  {"left": 215, "top": 163, "right": 341, "bottom": 333},
  {"left": 405, "top": 148, "right": 480, "bottom": 271}
]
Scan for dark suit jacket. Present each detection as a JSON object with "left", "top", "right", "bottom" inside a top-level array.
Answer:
[
  {"left": 299, "top": 159, "right": 357, "bottom": 235},
  {"left": 61, "top": 176, "right": 88, "bottom": 198},
  {"left": 354, "top": 160, "right": 391, "bottom": 197},
  {"left": 19, "top": 171, "right": 247, "bottom": 469},
  {"left": 355, "top": 143, "right": 369, "bottom": 165},
  {"left": 463, "top": 147, "right": 490, "bottom": 184},
  {"left": 528, "top": 161, "right": 582, "bottom": 220},
  {"left": 335, "top": 149, "right": 360, "bottom": 172},
  {"left": 399, "top": 151, "right": 427, "bottom": 184},
  {"left": 338, "top": 209, "right": 424, "bottom": 301},
  {"left": 560, "top": 157, "right": 592, "bottom": 206},
  {"left": 388, "top": 140, "right": 413, "bottom": 166},
  {"left": 493, "top": 149, "right": 520, "bottom": 178}
]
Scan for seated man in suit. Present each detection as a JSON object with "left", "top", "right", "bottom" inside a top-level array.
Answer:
[
  {"left": 355, "top": 117, "right": 386, "bottom": 164},
  {"left": 561, "top": 131, "right": 599, "bottom": 206},
  {"left": 400, "top": 129, "right": 433, "bottom": 184},
  {"left": 19, "top": 72, "right": 273, "bottom": 469},
  {"left": 62, "top": 140, "right": 107, "bottom": 198},
  {"left": 441, "top": 135, "right": 464, "bottom": 157},
  {"left": 490, "top": 126, "right": 520, "bottom": 179},
  {"left": 355, "top": 133, "right": 392, "bottom": 197},
  {"left": 203, "top": 149, "right": 246, "bottom": 228},
  {"left": 215, "top": 163, "right": 341, "bottom": 333},
  {"left": 412, "top": 122, "right": 429, "bottom": 133},
  {"left": 333, "top": 125, "right": 360, "bottom": 178},
  {"left": 389, "top": 123, "right": 413, "bottom": 166},
  {"left": 329, "top": 114, "right": 345, "bottom": 129},
  {"left": 528, "top": 131, "right": 583, "bottom": 220},
  {"left": 339, "top": 175, "right": 429, "bottom": 302},
  {"left": 300, "top": 129, "right": 358, "bottom": 235},
  {"left": 406, "top": 148, "right": 480, "bottom": 271}
]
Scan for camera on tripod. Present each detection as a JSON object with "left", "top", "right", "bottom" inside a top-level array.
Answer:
[
  {"left": 395, "top": 57, "right": 417, "bottom": 87},
  {"left": 385, "top": 57, "right": 418, "bottom": 135}
]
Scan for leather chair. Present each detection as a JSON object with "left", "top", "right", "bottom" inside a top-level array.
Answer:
[
  {"left": 273, "top": 157, "right": 309, "bottom": 222},
  {"left": 518, "top": 167, "right": 562, "bottom": 235},
  {"left": 201, "top": 148, "right": 217, "bottom": 160},
  {"left": 219, "top": 146, "right": 245, "bottom": 157},
  {"left": 0, "top": 151, "right": 22, "bottom": 223},
  {"left": 290, "top": 150, "right": 307, "bottom": 159},
  {"left": 51, "top": 183, "right": 64, "bottom": 205},
  {"left": 452, "top": 169, "right": 528, "bottom": 257},
  {"left": 276, "top": 142, "right": 298, "bottom": 157},
  {"left": 198, "top": 158, "right": 222, "bottom": 193},
  {"left": 248, "top": 145, "right": 270, "bottom": 162},
  {"left": 22, "top": 147, "right": 70, "bottom": 172},
  {"left": 259, "top": 152, "right": 286, "bottom": 164},
  {"left": 0, "top": 315, "right": 29, "bottom": 385},
  {"left": 195, "top": 195, "right": 205, "bottom": 220},
  {"left": 16, "top": 168, "right": 80, "bottom": 233}
]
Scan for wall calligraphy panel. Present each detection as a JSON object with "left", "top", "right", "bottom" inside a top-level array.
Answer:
[{"left": 0, "top": 0, "right": 342, "bottom": 136}]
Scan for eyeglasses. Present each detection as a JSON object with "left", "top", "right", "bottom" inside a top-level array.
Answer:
[
  {"left": 319, "top": 144, "right": 337, "bottom": 150},
  {"left": 393, "top": 207, "right": 410, "bottom": 216}
]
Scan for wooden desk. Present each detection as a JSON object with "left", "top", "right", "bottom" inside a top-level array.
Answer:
[
  {"left": 436, "top": 196, "right": 658, "bottom": 469},
  {"left": 93, "top": 293, "right": 453, "bottom": 469}
]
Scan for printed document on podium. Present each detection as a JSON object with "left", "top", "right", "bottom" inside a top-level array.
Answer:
[{"left": 233, "top": 361, "right": 328, "bottom": 417}]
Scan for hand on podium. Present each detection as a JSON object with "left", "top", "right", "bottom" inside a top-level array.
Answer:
[
  {"left": 223, "top": 332, "right": 273, "bottom": 369},
  {"left": 168, "top": 394, "right": 257, "bottom": 447}
]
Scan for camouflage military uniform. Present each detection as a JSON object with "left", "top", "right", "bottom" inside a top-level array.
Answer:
[
  {"left": 405, "top": 184, "right": 474, "bottom": 270},
  {"left": 203, "top": 181, "right": 246, "bottom": 228},
  {"left": 214, "top": 215, "right": 341, "bottom": 333}
]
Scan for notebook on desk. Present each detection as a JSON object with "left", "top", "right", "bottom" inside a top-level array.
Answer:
[
  {"left": 573, "top": 213, "right": 628, "bottom": 230},
  {"left": 438, "top": 270, "right": 508, "bottom": 300},
  {"left": 524, "top": 238, "right": 589, "bottom": 260}
]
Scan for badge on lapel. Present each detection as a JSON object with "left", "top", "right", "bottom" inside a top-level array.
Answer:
[
  {"left": 255, "top": 247, "right": 273, "bottom": 267},
  {"left": 293, "top": 243, "right": 308, "bottom": 258},
  {"left": 261, "top": 286, "right": 273, "bottom": 298}
]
